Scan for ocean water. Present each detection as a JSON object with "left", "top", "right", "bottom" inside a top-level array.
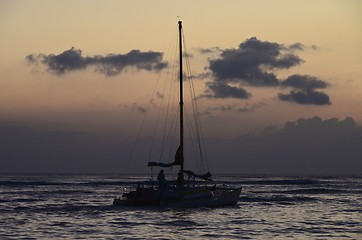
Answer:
[{"left": 0, "top": 174, "right": 361, "bottom": 239}]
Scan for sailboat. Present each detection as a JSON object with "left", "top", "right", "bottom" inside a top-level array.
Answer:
[{"left": 113, "top": 21, "right": 242, "bottom": 208}]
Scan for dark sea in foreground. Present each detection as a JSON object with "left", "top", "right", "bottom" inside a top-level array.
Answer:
[{"left": 0, "top": 174, "right": 361, "bottom": 239}]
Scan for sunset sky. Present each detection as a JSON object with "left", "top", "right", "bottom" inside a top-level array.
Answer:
[{"left": 1, "top": 0, "right": 361, "bottom": 174}]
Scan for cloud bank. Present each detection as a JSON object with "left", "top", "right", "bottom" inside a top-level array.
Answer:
[
  {"left": 206, "top": 116, "right": 362, "bottom": 174},
  {"left": 26, "top": 47, "right": 167, "bottom": 76},
  {"left": 203, "top": 37, "right": 331, "bottom": 105},
  {"left": 1, "top": 116, "right": 360, "bottom": 174}
]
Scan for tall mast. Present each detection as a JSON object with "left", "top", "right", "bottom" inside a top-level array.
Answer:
[{"left": 178, "top": 20, "right": 184, "bottom": 182}]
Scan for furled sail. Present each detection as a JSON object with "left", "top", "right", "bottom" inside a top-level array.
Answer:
[
  {"left": 173, "top": 145, "right": 183, "bottom": 165},
  {"left": 147, "top": 145, "right": 183, "bottom": 168}
]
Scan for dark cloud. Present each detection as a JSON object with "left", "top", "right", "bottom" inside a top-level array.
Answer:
[
  {"left": 203, "top": 37, "right": 304, "bottom": 99},
  {"left": 118, "top": 103, "right": 146, "bottom": 113},
  {"left": 208, "top": 37, "right": 303, "bottom": 85},
  {"left": 26, "top": 47, "right": 168, "bottom": 76},
  {"left": 238, "top": 102, "right": 266, "bottom": 112},
  {"left": 279, "top": 74, "right": 331, "bottom": 105},
  {"left": 278, "top": 89, "right": 331, "bottom": 105},
  {"left": 183, "top": 52, "right": 193, "bottom": 58},
  {"left": 134, "top": 105, "right": 146, "bottom": 114},
  {"left": 288, "top": 43, "right": 319, "bottom": 51},
  {"left": 195, "top": 47, "right": 222, "bottom": 55},
  {"left": 204, "top": 102, "right": 266, "bottom": 117},
  {"left": 206, "top": 104, "right": 237, "bottom": 113},
  {"left": 281, "top": 74, "right": 328, "bottom": 89},
  {"left": 289, "top": 42, "right": 305, "bottom": 50},
  {"left": 203, "top": 82, "right": 251, "bottom": 99},
  {"left": 311, "top": 45, "right": 319, "bottom": 50},
  {"left": 281, "top": 116, "right": 357, "bottom": 131},
  {"left": 202, "top": 38, "right": 331, "bottom": 105},
  {"left": 191, "top": 72, "right": 211, "bottom": 80},
  {"left": 156, "top": 92, "right": 164, "bottom": 99}
]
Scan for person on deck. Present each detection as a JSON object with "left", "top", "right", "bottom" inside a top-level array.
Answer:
[{"left": 157, "top": 169, "right": 166, "bottom": 189}]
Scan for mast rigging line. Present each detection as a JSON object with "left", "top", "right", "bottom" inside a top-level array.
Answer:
[
  {"left": 148, "top": 35, "right": 179, "bottom": 164},
  {"left": 124, "top": 21, "right": 210, "bottom": 175},
  {"left": 123, "top": 27, "right": 178, "bottom": 174},
  {"left": 182, "top": 29, "right": 210, "bottom": 172}
]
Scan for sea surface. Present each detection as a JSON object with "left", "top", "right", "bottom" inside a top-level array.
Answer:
[{"left": 0, "top": 174, "right": 361, "bottom": 239}]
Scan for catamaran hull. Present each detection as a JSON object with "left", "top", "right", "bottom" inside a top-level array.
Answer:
[
  {"left": 113, "top": 187, "right": 242, "bottom": 208},
  {"left": 165, "top": 187, "right": 242, "bottom": 208}
]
